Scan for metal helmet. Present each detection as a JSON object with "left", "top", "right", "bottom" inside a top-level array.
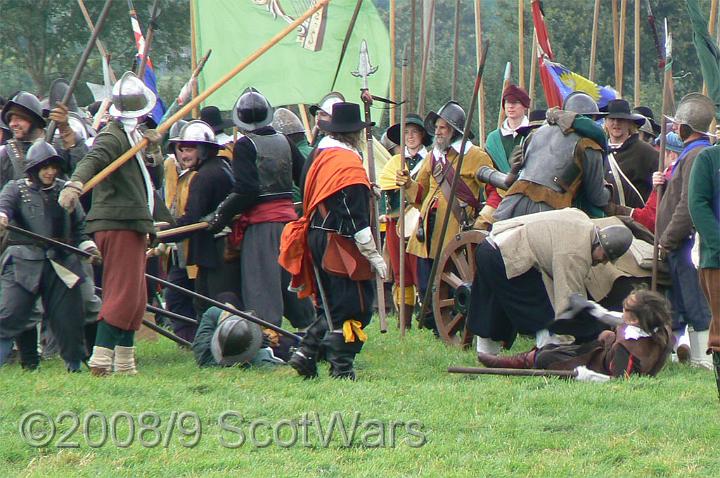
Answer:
[
  {"left": 309, "top": 91, "right": 346, "bottom": 116},
  {"left": 562, "top": 91, "right": 604, "bottom": 119},
  {"left": 1, "top": 91, "right": 46, "bottom": 128},
  {"left": 666, "top": 93, "right": 716, "bottom": 135},
  {"left": 109, "top": 71, "right": 157, "bottom": 119},
  {"left": 24, "top": 139, "right": 63, "bottom": 173},
  {"left": 380, "top": 131, "right": 397, "bottom": 152},
  {"left": 424, "top": 101, "right": 473, "bottom": 139},
  {"left": 169, "top": 120, "right": 219, "bottom": 147},
  {"left": 232, "top": 87, "right": 273, "bottom": 131},
  {"left": 597, "top": 225, "right": 633, "bottom": 262},
  {"left": 210, "top": 316, "right": 263, "bottom": 366},
  {"left": 47, "top": 78, "right": 79, "bottom": 114},
  {"left": 272, "top": 107, "right": 305, "bottom": 135}
]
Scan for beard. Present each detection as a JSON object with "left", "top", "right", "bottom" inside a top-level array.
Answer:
[{"left": 433, "top": 135, "right": 451, "bottom": 151}]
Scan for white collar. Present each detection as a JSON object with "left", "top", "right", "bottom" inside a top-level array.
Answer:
[
  {"left": 406, "top": 146, "right": 428, "bottom": 159},
  {"left": 318, "top": 136, "right": 361, "bottom": 157},
  {"left": 500, "top": 116, "right": 529, "bottom": 137},
  {"left": 624, "top": 325, "right": 652, "bottom": 340}
]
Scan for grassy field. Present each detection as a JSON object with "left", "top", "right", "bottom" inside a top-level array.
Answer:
[{"left": 1, "top": 319, "right": 718, "bottom": 478}]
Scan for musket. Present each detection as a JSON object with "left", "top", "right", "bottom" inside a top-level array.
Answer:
[
  {"left": 45, "top": 0, "right": 114, "bottom": 142},
  {"left": 142, "top": 318, "right": 192, "bottom": 347},
  {"left": 652, "top": 20, "right": 672, "bottom": 292},
  {"left": 448, "top": 366, "right": 577, "bottom": 378},
  {"left": 135, "top": 0, "right": 161, "bottom": 80},
  {"left": 4, "top": 223, "right": 299, "bottom": 341},
  {"left": 352, "top": 39, "right": 387, "bottom": 333},
  {"left": 398, "top": 45, "right": 409, "bottom": 337},
  {"left": 160, "top": 49, "right": 212, "bottom": 123},
  {"left": 96, "top": 286, "right": 199, "bottom": 326},
  {"left": 416, "top": 40, "right": 490, "bottom": 327},
  {"left": 82, "top": 0, "right": 329, "bottom": 195},
  {"left": 155, "top": 221, "right": 209, "bottom": 240},
  {"left": 145, "top": 274, "right": 302, "bottom": 342}
]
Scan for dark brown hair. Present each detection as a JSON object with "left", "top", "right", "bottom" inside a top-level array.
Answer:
[{"left": 623, "top": 288, "right": 671, "bottom": 348}]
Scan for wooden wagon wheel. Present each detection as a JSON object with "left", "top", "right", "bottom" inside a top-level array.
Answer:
[{"left": 431, "top": 229, "right": 487, "bottom": 347}]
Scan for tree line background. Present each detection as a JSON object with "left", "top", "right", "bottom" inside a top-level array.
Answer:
[{"left": 0, "top": 0, "right": 711, "bottom": 137}]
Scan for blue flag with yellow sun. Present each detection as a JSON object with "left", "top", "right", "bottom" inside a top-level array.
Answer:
[{"left": 544, "top": 59, "right": 618, "bottom": 109}]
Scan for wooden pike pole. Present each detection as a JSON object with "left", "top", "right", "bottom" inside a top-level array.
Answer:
[
  {"left": 46, "top": 0, "right": 114, "bottom": 142},
  {"left": 652, "top": 21, "right": 672, "bottom": 292},
  {"left": 390, "top": 0, "right": 397, "bottom": 124},
  {"left": 409, "top": 0, "right": 417, "bottom": 112},
  {"left": 416, "top": 41, "right": 490, "bottom": 327},
  {"left": 528, "top": 29, "right": 538, "bottom": 107},
  {"left": 417, "top": 0, "right": 436, "bottom": 116},
  {"left": 398, "top": 47, "right": 409, "bottom": 337},
  {"left": 589, "top": 0, "right": 600, "bottom": 82},
  {"left": 618, "top": 0, "right": 628, "bottom": 98},
  {"left": 703, "top": 0, "right": 719, "bottom": 96},
  {"left": 448, "top": 366, "right": 577, "bottom": 378},
  {"left": 82, "top": 0, "right": 329, "bottom": 194},
  {"left": 634, "top": 0, "right": 641, "bottom": 107},
  {"left": 136, "top": 0, "right": 161, "bottom": 80},
  {"left": 473, "top": 0, "right": 486, "bottom": 145},
  {"left": 612, "top": 0, "right": 620, "bottom": 93},
  {"left": 190, "top": 0, "right": 199, "bottom": 118},
  {"left": 518, "top": 0, "right": 525, "bottom": 90},
  {"left": 452, "top": 0, "right": 461, "bottom": 100},
  {"left": 77, "top": 0, "right": 117, "bottom": 84},
  {"left": 298, "top": 104, "right": 313, "bottom": 144}
]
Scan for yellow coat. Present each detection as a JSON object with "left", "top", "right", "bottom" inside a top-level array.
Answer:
[{"left": 406, "top": 144, "right": 494, "bottom": 259}]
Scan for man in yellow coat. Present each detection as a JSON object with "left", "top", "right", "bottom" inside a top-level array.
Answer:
[{"left": 396, "top": 101, "right": 498, "bottom": 330}]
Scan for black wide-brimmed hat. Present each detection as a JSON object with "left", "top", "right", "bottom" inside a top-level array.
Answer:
[
  {"left": 632, "top": 105, "right": 661, "bottom": 135},
  {"left": 317, "top": 102, "right": 372, "bottom": 133},
  {"left": 386, "top": 113, "right": 433, "bottom": 146},
  {"left": 200, "top": 106, "right": 234, "bottom": 134},
  {"left": 516, "top": 109, "right": 547, "bottom": 136},
  {"left": 604, "top": 99, "right": 646, "bottom": 126}
]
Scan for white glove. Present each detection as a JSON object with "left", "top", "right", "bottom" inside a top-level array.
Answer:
[
  {"left": 574, "top": 366, "right": 611, "bottom": 382},
  {"left": 354, "top": 227, "right": 387, "bottom": 280}
]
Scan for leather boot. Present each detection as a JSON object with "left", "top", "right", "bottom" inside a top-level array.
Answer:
[
  {"left": 325, "top": 332, "right": 363, "bottom": 380},
  {"left": 713, "top": 352, "right": 720, "bottom": 401},
  {"left": 113, "top": 346, "right": 138, "bottom": 375},
  {"left": 88, "top": 346, "right": 114, "bottom": 377},
  {"left": 477, "top": 349, "right": 536, "bottom": 369},
  {"left": 16, "top": 327, "right": 40, "bottom": 371},
  {"left": 288, "top": 316, "right": 327, "bottom": 379}
]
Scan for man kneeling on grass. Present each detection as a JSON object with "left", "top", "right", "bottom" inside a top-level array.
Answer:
[{"left": 477, "top": 289, "right": 673, "bottom": 379}]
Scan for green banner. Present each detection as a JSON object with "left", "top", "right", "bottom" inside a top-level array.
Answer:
[
  {"left": 687, "top": 0, "right": 720, "bottom": 119},
  {"left": 193, "top": 0, "right": 390, "bottom": 120}
]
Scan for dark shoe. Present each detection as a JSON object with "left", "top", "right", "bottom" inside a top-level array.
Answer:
[
  {"left": 676, "top": 344, "right": 691, "bottom": 363},
  {"left": 288, "top": 349, "right": 318, "bottom": 379},
  {"left": 90, "top": 366, "right": 111, "bottom": 377},
  {"left": 325, "top": 333, "right": 362, "bottom": 380},
  {"left": 477, "top": 349, "right": 536, "bottom": 369}
]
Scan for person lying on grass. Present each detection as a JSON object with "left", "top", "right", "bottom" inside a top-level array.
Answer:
[{"left": 477, "top": 289, "right": 673, "bottom": 380}]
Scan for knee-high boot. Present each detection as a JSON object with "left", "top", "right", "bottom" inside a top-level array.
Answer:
[
  {"left": 16, "top": 327, "right": 39, "bottom": 371},
  {"left": 288, "top": 316, "right": 328, "bottom": 378},
  {"left": 325, "top": 332, "right": 363, "bottom": 380}
]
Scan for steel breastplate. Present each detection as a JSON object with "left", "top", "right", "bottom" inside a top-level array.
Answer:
[
  {"left": 518, "top": 125, "right": 581, "bottom": 193},
  {"left": 247, "top": 133, "right": 293, "bottom": 198}
]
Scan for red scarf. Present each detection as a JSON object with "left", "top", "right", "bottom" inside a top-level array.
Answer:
[{"left": 278, "top": 147, "right": 370, "bottom": 298}]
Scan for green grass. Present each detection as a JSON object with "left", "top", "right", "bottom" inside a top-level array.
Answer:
[{"left": 1, "top": 319, "right": 718, "bottom": 478}]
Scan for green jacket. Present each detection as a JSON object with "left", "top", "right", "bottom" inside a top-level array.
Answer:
[
  {"left": 688, "top": 145, "right": 720, "bottom": 268},
  {"left": 71, "top": 120, "right": 155, "bottom": 234}
]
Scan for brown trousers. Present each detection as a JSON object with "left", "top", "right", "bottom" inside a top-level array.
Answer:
[
  {"left": 95, "top": 230, "right": 148, "bottom": 331},
  {"left": 700, "top": 268, "right": 720, "bottom": 353}
]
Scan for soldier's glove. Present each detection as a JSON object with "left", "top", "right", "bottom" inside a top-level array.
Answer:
[
  {"left": 204, "top": 193, "right": 244, "bottom": 234},
  {"left": 202, "top": 211, "right": 227, "bottom": 235},
  {"left": 0, "top": 213, "right": 8, "bottom": 234},
  {"left": 354, "top": 227, "right": 387, "bottom": 280},
  {"left": 86, "top": 247, "right": 103, "bottom": 266},
  {"left": 48, "top": 102, "right": 70, "bottom": 127},
  {"left": 58, "top": 181, "right": 84, "bottom": 212},
  {"left": 143, "top": 128, "right": 163, "bottom": 163},
  {"left": 395, "top": 169, "right": 411, "bottom": 188}
]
